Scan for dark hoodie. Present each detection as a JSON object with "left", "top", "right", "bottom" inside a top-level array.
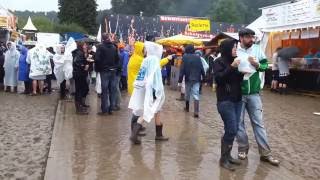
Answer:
[
  {"left": 213, "top": 39, "right": 243, "bottom": 102},
  {"left": 178, "top": 45, "right": 205, "bottom": 83},
  {"left": 95, "top": 41, "right": 120, "bottom": 73}
]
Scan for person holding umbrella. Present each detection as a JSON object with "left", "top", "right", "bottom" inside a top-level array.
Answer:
[{"left": 277, "top": 46, "right": 300, "bottom": 94}]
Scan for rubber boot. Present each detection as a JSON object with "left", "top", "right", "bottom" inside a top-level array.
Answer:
[
  {"left": 155, "top": 124, "right": 169, "bottom": 141},
  {"left": 184, "top": 101, "right": 190, "bottom": 112},
  {"left": 176, "top": 93, "right": 185, "bottom": 101},
  {"left": 228, "top": 145, "right": 241, "bottom": 165},
  {"left": 81, "top": 97, "right": 90, "bottom": 108},
  {"left": 130, "top": 115, "right": 146, "bottom": 136},
  {"left": 194, "top": 100, "right": 199, "bottom": 118},
  {"left": 130, "top": 122, "right": 142, "bottom": 145},
  {"left": 220, "top": 141, "right": 236, "bottom": 171},
  {"left": 75, "top": 101, "right": 88, "bottom": 115}
]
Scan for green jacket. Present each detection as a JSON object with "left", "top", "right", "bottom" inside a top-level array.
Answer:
[{"left": 237, "top": 44, "right": 268, "bottom": 95}]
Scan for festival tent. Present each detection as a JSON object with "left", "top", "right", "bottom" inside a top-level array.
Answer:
[
  {"left": 23, "top": 16, "right": 37, "bottom": 31},
  {"left": 156, "top": 34, "right": 204, "bottom": 46}
]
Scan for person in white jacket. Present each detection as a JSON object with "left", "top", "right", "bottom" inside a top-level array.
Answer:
[{"left": 129, "top": 41, "right": 171, "bottom": 145}]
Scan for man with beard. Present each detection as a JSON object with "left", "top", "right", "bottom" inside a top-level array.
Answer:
[{"left": 236, "top": 28, "right": 280, "bottom": 166}]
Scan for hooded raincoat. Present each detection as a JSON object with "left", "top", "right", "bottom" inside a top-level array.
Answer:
[
  {"left": 4, "top": 42, "right": 19, "bottom": 86},
  {"left": 128, "top": 41, "right": 166, "bottom": 123},
  {"left": 27, "top": 44, "right": 53, "bottom": 79},
  {"left": 127, "top": 42, "right": 145, "bottom": 95},
  {"left": 18, "top": 46, "right": 30, "bottom": 82}
]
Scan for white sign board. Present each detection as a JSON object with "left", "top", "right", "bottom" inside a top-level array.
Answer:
[
  {"left": 36, "top": 33, "right": 61, "bottom": 47},
  {"left": 262, "top": 0, "right": 320, "bottom": 28}
]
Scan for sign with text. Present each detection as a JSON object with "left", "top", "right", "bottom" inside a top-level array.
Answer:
[
  {"left": 262, "top": 0, "right": 320, "bottom": 28},
  {"left": 189, "top": 19, "right": 211, "bottom": 32},
  {"left": 0, "top": 17, "right": 7, "bottom": 27}
]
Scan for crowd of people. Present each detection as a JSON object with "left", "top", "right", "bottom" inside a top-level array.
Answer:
[{"left": 0, "top": 28, "right": 282, "bottom": 171}]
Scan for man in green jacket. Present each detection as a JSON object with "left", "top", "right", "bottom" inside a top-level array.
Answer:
[{"left": 236, "top": 28, "right": 280, "bottom": 166}]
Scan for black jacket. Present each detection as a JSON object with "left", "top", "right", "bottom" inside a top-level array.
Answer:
[
  {"left": 178, "top": 45, "right": 205, "bottom": 83},
  {"left": 72, "top": 49, "right": 88, "bottom": 77},
  {"left": 95, "top": 42, "right": 120, "bottom": 73},
  {"left": 213, "top": 39, "right": 243, "bottom": 102}
]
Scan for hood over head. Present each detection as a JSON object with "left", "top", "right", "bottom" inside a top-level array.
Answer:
[
  {"left": 219, "top": 38, "right": 237, "bottom": 60},
  {"left": 184, "top": 44, "right": 195, "bottom": 54},
  {"left": 144, "top": 41, "right": 163, "bottom": 60},
  {"left": 133, "top": 42, "right": 144, "bottom": 57}
]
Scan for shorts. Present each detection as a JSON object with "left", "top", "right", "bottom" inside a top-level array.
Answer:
[
  {"left": 30, "top": 75, "right": 46, "bottom": 80},
  {"left": 278, "top": 75, "right": 289, "bottom": 84},
  {"left": 272, "top": 70, "right": 279, "bottom": 81}
]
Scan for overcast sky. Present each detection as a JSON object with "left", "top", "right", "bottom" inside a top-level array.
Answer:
[{"left": 0, "top": 0, "right": 111, "bottom": 11}]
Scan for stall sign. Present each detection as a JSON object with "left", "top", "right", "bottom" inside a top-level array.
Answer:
[
  {"left": 262, "top": 0, "right": 320, "bottom": 28},
  {"left": 189, "top": 19, "right": 211, "bottom": 32},
  {"left": 281, "top": 32, "right": 290, "bottom": 40},
  {"left": 308, "top": 28, "right": 320, "bottom": 38},
  {"left": 0, "top": 16, "right": 7, "bottom": 28},
  {"left": 290, "top": 30, "right": 301, "bottom": 39}
]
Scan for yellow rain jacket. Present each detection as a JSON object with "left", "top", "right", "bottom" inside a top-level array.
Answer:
[{"left": 127, "top": 42, "right": 169, "bottom": 95}]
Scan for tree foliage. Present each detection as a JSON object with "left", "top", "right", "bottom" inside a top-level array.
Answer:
[{"left": 58, "top": 0, "right": 97, "bottom": 34}]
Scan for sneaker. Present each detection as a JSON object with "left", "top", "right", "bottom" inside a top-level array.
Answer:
[
  {"left": 260, "top": 156, "right": 280, "bottom": 166},
  {"left": 238, "top": 152, "right": 248, "bottom": 160}
]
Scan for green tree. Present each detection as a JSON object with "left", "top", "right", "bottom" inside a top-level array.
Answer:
[
  {"left": 209, "top": 0, "right": 246, "bottom": 23},
  {"left": 58, "top": 0, "right": 97, "bottom": 34}
]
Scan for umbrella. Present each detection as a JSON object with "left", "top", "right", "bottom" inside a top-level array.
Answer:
[
  {"left": 156, "top": 34, "right": 204, "bottom": 46},
  {"left": 277, "top": 47, "right": 300, "bottom": 60},
  {"left": 76, "top": 37, "right": 98, "bottom": 43}
]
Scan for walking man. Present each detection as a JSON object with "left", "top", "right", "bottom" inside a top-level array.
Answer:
[{"left": 236, "top": 28, "right": 280, "bottom": 166}]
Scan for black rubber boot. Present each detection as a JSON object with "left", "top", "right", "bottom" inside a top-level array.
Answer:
[
  {"left": 228, "top": 146, "right": 241, "bottom": 165},
  {"left": 184, "top": 101, "right": 190, "bottom": 112},
  {"left": 81, "top": 97, "right": 90, "bottom": 108},
  {"left": 194, "top": 100, "right": 199, "bottom": 118},
  {"left": 155, "top": 125, "right": 169, "bottom": 141},
  {"left": 130, "top": 122, "right": 142, "bottom": 145},
  {"left": 220, "top": 141, "right": 236, "bottom": 171},
  {"left": 176, "top": 93, "right": 185, "bottom": 101},
  {"left": 75, "top": 101, "right": 88, "bottom": 115},
  {"left": 130, "top": 115, "right": 146, "bottom": 136}
]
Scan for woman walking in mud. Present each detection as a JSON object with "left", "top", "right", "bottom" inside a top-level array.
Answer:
[{"left": 212, "top": 39, "right": 243, "bottom": 171}]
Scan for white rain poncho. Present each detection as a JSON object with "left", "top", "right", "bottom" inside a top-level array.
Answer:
[
  {"left": 3, "top": 42, "right": 19, "bottom": 87},
  {"left": 27, "top": 44, "right": 53, "bottom": 78},
  {"left": 53, "top": 38, "right": 76, "bottom": 84},
  {"left": 128, "top": 41, "right": 165, "bottom": 123}
]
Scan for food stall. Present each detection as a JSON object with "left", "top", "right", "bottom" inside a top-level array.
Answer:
[
  {"left": 256, "top": 0, "right": 320, "bottom": 91},
  {"left": 156, "top": 34, "right": 207, "bottom": 90},
  {"left": 0, "top": 6, "right": 18, "bottom": 43}
]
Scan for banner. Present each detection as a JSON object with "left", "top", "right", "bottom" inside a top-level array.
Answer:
[
  {"left": 189, "top": 19, "right": 211, "bottom": 32},
  {"left": 0, "top": 16, "right": 7, "bottom": 27}
]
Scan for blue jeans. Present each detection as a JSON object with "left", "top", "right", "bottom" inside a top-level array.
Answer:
[
  {"left": 236, "top": 94, "right": 271, "bottom": 157},
  {"left": 185, "top": 82, "right": 200, "bottom": 101},
  {"left": 114, "top": 75, "right": 121, "bottom": 108},
  {"left": 217, "top": 101, "right": 242, "bottom": 145},
  {"left": 100, "top": 71, "right": 117, "bottom": 113}
]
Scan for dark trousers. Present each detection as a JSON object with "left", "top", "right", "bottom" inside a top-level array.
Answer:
[
  {"left": 120, "top": 75, "right": 127, "bottom": 91},
  {"left": 60, "top": 80, "right": 67, "bottom": 99},
  {"left": 45, "top": 75, "right": 52, "bottom": 93},
  {"left": 24, "top": 81, "right": 32, "bottom": 94},
  {"left": 74, "top": 75, "right": 89, "bottom": 103},
  {"left": 100, "top": 71, "right": 117, "bottom": 113},
  {"left": 217, "top": 101, "right": 242, "bottom": 145}
]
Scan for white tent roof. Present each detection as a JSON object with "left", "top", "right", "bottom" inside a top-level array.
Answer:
[
  {"left": 247, "top": 16, "right": 264, "bottom": 39},
  {"left": 0, "top": 6, "right": 14, "bottom": 17},
  {"left": 23, "top": 16, "right": 38, "bottom": 31},
  {"left": 261, "top": 21, "right": 320, "bottom": 32}
]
